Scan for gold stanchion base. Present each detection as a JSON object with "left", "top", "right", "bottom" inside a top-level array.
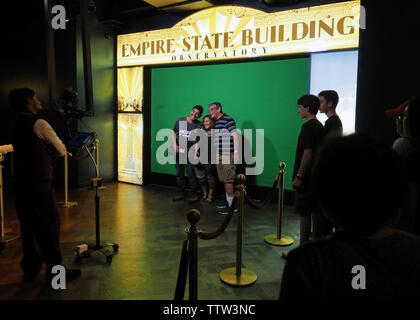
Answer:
[
  {"left": 58, "top": 201, "right": 78, "bottom": 208},
  {"left": 1, "top": 232, "right": 19, "bottom": 243},
  {"left": 264, "top": 234, "right": 294, "bottom": 246},
  {"left": 219, "top": 267, "right": 257, "bottom": 287}
]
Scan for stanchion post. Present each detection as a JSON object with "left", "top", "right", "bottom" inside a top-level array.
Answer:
[
  {"left": 91, "top": 137, "right": 105, "bottom": 190},
  {"left": 277, "top": 162, "right": 285, "bottom": 239},
  {"left": 58, "top": 152, "right": 77, "bottom": 208},
  {"left": 219, "top": 174, "right": 257, "bottom": 287},
  {"left": 186, "top": 209, "right": 200, "bottom": 300},
  {"left": 235, "top": 175, "right": 244, "bottom": 278},
  {"left": 1, "top": 154, "right": 5, "bottom": 241},
  {"left": 0, "top": 153, "right": 19, "bottom": 244},
  {"left": 95, "top": 138, "right": 99, "bottom": 177},
  {"left": 264, "top": 162, "right": 294, "bottom": 246}
]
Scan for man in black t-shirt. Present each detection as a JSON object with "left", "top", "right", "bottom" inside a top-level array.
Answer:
[
  {"left": 287, "top": 95, "right": 324, "bottom": 254},
  {"left": 318, "top": 90, "right": 343, "bottom": 137},
  {"left": 312, "top": 90, "right": 343, "bottom": 240},
  {"left": 171, "top": 105, "right": 203, "bottom": 202}
]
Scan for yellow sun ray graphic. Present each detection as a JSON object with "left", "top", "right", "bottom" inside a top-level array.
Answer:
[
  {"left": 178, "top": 8, "right": 256, "bottom": 54},
  {"left": 118, "top": 67, "right": 144, "bottom": 112}
]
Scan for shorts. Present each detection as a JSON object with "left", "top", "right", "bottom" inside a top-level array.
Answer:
[
  {"left": 216, "top": 155, "right": 236, "bottom": 184},
  {"left": 196, "top": 164, "right": 216, "bottom": 188}
]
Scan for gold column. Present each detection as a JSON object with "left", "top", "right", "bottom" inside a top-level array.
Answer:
[
  {"left": 0, "top": 153, "right": 19, "bottom": 243},
  {"left": 264, "top": 162, "right": 294, "bottom": 246},
  {"left": 58, "top": 152, "right": 77, "bottom": 208},
  {"left": 219, "top": 174, "right": 257, "bottom": 287}
]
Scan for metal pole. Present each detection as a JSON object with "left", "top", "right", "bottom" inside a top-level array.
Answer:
[
  {"left": 95, "top": 138, "right": 99, "bottom": 177},
  {"left": 187, "top": 209, "right": 200, "bottom": 300},
  {"left": 64, "top": 152, "right": 68, "bottom": 205},
  {"left": 264, "top": 163, "right": 294, "bottom": 246},
  {"left": 236, "top": 176, "right": 244, "bottom": 278},
  {"left": 80, "top": 0, "right": 94, "bottom": 116},
  {"left": 0, "top": 156, "right": 4, "bottom": 241},
  {"left": 43, "top": 0, "right": 57, "bottom": 110},
  {"left": 0, "top": 154, "right": 19, "bottom": 243},
  {"left": 95, "top": 187, "right": 100, "bottom": 249},
  {"left": 219, "top": 174, "right": 257, "bottom": 287},
  {"left": 58, "top": 153, "right": 77, "bottom": 208},
  {"left": 277, "top": 163, "right": 285, "bottom": 239}
]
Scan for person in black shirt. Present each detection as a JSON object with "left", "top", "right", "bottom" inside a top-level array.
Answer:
[
  {"left": 312, "top": 90, "right": 343, "bottom": 240},
  {"left": 283, "top": 95, "right": 324, "bottom": 259},
  {"left": 318, "top": 90, "right": 343, "bottom": 137}
]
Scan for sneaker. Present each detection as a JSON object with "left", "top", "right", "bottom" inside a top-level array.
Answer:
[
  {"left": 24, "top": 271, "right": 40, "bottom": 283},
  {"left": 216, "top": 200, "right": 229, "bottom": 209},
  {"left": 172, "top": 194, "right": 185, "bottom": 201},
  {"left": 218, "top": 205, "right": 238, "bottom": 215},
  {"left": 188, "top": 194, "right": 199, "bottom": 203},
  {"left": 65, "top": 269, "right": 81, "bottom": 281},
  {"left": 23, "top": 265, "right": 42, "bottom": 283}
]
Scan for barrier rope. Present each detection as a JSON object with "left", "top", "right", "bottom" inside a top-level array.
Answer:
[
  {"left": 198, "top": 194, "right": 239, "bottom": 240},
  {"left": 243, "top": 174, "right": 279, "bottom": 209},
  {"left": 174, "top": 187, "right": 240, "bottom": 299}
]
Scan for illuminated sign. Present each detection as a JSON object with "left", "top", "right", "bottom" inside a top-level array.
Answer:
[
  {"left": 118, "top": 113, "right": 143, "bottom": 185},
  {"left": 117, "top": 1, "right": 360, "bottom": 66},
  {"left": 118, "top": 67, "right": 144, "bottom": 112}
]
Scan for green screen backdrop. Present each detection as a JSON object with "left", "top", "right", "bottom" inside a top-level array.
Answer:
[{"left": 150, "top": 57, "right": 310, "bottom": 190}]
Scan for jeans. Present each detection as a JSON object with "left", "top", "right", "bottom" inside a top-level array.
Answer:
[{"left": 175, "top": 154, "right": 198, "bottom": 195}]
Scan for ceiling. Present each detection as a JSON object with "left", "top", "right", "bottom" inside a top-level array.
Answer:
[
  {"left": 88, "top": 0, "right": 314, "bottom": 28},
  {"left": 59, "top": 0, "right": 355, "bottom": 31}
]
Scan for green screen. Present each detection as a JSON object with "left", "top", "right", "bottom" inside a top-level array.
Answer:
[{"left": 150, "top": 57, "right": 310, "bottom": 190}]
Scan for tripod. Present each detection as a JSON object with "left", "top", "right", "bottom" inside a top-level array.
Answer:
[{"left": 74, "top": 137, "right": 119, "bottom": 264}]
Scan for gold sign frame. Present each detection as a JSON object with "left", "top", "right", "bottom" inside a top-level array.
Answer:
[{"left": 117, "top": 1, "right": 360, "bottom": 66}]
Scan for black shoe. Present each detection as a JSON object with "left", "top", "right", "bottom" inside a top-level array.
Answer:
[
  {"left": 24, "top": 271, "right": 40, "bottom": 283},
  {"left": 173, "top": 194, "right": 185, "bottom": 201},
  {"left": 188, "top": 194, "right": 199, "bottom": 203},
  {"left": 65, "top": 269, "right": 81, "bottom": 281}
]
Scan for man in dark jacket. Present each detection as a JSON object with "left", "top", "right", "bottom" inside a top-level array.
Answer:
[{"left": 9, "top": 88, "right": 80, "bottom": 285}]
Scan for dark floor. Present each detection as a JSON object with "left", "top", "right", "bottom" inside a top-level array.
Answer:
[{"left": 0, "top": 182, "right": 300, "bottom": 300}]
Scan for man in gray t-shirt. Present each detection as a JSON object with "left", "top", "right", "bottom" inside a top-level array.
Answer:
[{"left": 171, "top": 105, "right": 203, "bottom": 202}]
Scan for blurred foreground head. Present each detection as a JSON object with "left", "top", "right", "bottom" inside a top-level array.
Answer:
[{"left": 313, "top": 133, "right": 408, "bottom": 236}]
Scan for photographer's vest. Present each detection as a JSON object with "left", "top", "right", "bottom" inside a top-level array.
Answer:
[{"left": 12, "top": 113, "right": 53, "bottom": 182}]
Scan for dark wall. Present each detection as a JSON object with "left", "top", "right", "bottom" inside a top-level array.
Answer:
[
  {"left": 2, "top": 0, "right": 419, "bottom": 190},
  {"left": 0, "top": 2, "right": 48, "bottom": 145},
  {"left": 356, "top": 0, "right": 420, "bottom": 145},
  {"left": 0, "top": 1, "right": 76, "bottom": 186}
]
